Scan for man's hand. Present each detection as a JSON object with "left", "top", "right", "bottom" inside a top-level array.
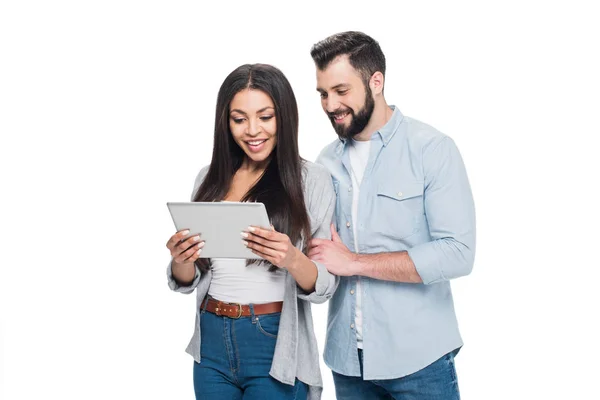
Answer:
[{"left": 308, "top": 224, "right": 361, "bottom": 276}]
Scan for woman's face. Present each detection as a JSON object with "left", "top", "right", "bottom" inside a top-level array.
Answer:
[{"left": 229, "top": 89, "right": 277, "bottom": 167}]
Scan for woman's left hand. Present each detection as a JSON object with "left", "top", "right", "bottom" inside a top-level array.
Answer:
[{"left": 242, "top": 226, "right": 299, "bottom": 269}]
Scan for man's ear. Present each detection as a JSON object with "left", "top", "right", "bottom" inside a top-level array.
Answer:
[{"left": 370, "top": 71, "right": 385, "bottom": 95}]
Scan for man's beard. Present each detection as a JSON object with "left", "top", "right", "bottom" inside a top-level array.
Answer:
[{"left": 328, "top": 86, "right": 375, "bottom": 140}]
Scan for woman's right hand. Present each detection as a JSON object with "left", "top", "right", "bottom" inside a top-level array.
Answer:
[{"left": 166, "top": 229, "right": 205, "bottom": 264}]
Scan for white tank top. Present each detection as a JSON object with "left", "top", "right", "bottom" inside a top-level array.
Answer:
[{"left": 207, "top": 258, "right": 286, "bottom": 304}]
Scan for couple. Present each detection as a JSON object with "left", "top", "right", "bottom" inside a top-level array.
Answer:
[{"left": 166, "top": 31, "right": 476, "bottom": 400}]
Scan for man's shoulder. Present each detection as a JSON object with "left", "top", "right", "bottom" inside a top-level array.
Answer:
[{"left": 403, "top": 115, "right": 451, "bottom": 151}]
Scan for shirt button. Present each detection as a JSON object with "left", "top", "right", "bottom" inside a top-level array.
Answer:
[
  {"left": 348, "top": 187, "right": 352, "bottom": 192},
  {"left": 346, "top": 222, "right": 351, "bottom": 228},
  {"left": 350, "top": 323, "right": 355, "bottom": 329},
  {"left": 397, "top": 192, "right": 403, "bottom": 197},
  {"left": 350, "top": 289, "right": 355, "bottom": 295}
]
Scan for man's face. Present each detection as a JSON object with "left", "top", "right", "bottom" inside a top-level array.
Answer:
[{"left": 316, "top": 56, "right": 375, "bottom": 140}]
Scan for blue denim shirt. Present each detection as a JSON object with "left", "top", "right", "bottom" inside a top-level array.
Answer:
[{"left": 316, "top": 106, "right": 476, "bottom": 380}]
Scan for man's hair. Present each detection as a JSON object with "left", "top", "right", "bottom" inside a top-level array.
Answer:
[{"left": 310, "top": 31, "right": 386, "bottom": 84}]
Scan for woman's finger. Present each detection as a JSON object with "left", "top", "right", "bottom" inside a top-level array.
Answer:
[
  {"left": 246, "top": 226, "right": 283, "bottom": 242},
  {"left": 174, "top": 241, "right": 204, "bottom": 263},
  {"left": 173, "top": 235, "right": 202, "bottom": 256},
  {"left": 242, "top": 232, "right": 287, "bottom": 252},
  {"left": 172, "top": 236, "right": 202, "bottom": 258},
  {"left": 166, "top": 229, "right": 190, "bottom": 250},
  {"left": 243, "top": 239, "right": 281, "bottom": 259}
]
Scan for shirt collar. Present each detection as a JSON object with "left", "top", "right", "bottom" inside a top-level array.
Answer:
[
  {"left": 377, "top": 106, "right": 404, "bottom": 146},
  {"left": 335, "top": 106, "right": 404, "bottom": 155}
]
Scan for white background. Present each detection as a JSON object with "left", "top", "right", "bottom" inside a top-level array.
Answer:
[{"left": 1, "top": 1, "right": 599, "bottom": 399}]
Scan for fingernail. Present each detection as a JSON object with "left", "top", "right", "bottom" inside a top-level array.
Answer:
[
  {"left": 197, "top": 249, "right": 202, "bottom": 255},
  {"left": 242, "top": 240, "right": 248, "bottom": 246},
  {"left": 240, "top": 232, "right": 248, "bottom": 238},
  {"left": 193, "top": 236, "right": 200, "bottom": 241},
  {"left": 198, "top": 242, "right": 204, "bottom": 248},
  {"left": 247, "top": 226, "right": 256, "bottom": 232},
  {"left": 181, "top": 230, "right": 190, "bottom": 236}
]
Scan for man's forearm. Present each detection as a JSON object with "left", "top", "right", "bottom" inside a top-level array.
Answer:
[{"left": 353, "top": 251, "right": 422, "bottom": 283}]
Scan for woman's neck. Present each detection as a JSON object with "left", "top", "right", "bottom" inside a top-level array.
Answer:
[
  {"left": 224, "top": 157, "right": 270, "bottom": 202},
  {"left": 239, "top": 156, "right": 270, "bottom": 175}
]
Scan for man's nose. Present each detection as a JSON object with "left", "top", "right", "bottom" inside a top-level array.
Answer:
[{"left": 325, "top": 97, "right": 341, "bottom": 114}]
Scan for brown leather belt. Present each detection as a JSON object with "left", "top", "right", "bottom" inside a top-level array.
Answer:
[{"left": 201, "top": 297, "right": 283, "bottom": 319}]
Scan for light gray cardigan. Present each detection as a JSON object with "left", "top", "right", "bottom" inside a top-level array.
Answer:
[{"left": 167, "top": 160, "right": 338, "bottom": 400}]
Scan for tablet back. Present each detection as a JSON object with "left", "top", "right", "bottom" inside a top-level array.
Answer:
[{"left": 167, "top": 202, "right": 271, "bottom": 259}]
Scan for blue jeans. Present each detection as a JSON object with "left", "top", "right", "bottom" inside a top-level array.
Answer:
[
  {"left": 333, "top": 349, "right": 460, "bottom": 400},
  {"left": 193, "top": 305, "right": 307, "bottom": 400}
]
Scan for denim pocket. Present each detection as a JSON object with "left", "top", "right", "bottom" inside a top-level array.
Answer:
[{"left": 255, "top": 313, "right": 281, "bottom": 339}]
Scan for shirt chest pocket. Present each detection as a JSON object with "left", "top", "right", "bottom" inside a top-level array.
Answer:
[{"left": 375, "top": 181, "right": 424, "bottom": 239}]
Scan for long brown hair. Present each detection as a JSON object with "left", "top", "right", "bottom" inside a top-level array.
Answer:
[{"left": 193, "top": 64, "right": 311, "bottom": 272}]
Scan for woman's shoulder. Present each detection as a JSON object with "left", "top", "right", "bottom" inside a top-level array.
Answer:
[
  {"left": 301, "top": 160, "right": 335, "bottom": 226},
  {"left": 191, "top": 165, "right": 211, "bottom": 199},
  {"left": 301, "top": 159, "right": 332, "bottom": 184},
  {"left": 196, "top": 164, "right": 210, "bottom": 179},
  {"left": 301, "top": 160, "right": 334, "bottom": 201}
]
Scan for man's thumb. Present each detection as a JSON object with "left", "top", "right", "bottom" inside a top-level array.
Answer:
[{"left": 330, "top": 223, "right": 342, "bottom": 243}]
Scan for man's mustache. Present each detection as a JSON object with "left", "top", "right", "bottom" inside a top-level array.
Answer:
[{"left": 328, "top": 109, "right": 352, "bottom": 118}]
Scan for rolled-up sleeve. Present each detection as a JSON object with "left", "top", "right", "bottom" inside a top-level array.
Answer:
[
  {"left": 408, "top": 137, "right": 476, "bottom": 285},
  {"left": 166, "top": 261, "right": 201, "bottom": 294},
  {"left": 297, "top": 165, "right": 340, "bottom": 303}
]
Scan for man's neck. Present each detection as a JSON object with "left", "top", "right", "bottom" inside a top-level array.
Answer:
[{"left": 353, "top": 102, "right": 393, "bottom": 142}]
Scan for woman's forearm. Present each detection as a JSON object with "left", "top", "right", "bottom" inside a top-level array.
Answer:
[
  {"left": 285, "top": 248, "right": 318, "bottom": 293},
  {"left": 171, "top": 260, "right": 197, "bottom": 286}
]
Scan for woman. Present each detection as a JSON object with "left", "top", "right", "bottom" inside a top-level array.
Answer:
[{"left": 165, "top": 63, "right": 337, "bottom": 400}]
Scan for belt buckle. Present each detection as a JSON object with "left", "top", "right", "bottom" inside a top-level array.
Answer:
[{"left": 231, "top": 303, "right": 243, "bottom": 319}]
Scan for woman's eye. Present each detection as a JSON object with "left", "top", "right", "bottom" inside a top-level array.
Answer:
[
  {"left": 232, "top": 118, "right": 244, "bottom": 124},
  {"left": 260, "top": 116, "right": 274, "bottom": 121}
]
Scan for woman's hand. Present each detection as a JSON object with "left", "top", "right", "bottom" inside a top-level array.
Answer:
[
  {"left": 166, "top": 229, "right": 205, "bottom": 284},
  {"left": 166, "top": 229, "right": 205, "bottom": 264},
  {"left": 242, "top": 226, "right": 299, "bottom": 269}
]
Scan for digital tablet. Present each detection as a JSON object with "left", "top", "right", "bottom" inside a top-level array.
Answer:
[{"left": 166, "top": 202, "right": 271, "bottom": 259}]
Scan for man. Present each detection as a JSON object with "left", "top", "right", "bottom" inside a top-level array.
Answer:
[{"left": 308, "top": 31, "right": 476, "bottom": 400}]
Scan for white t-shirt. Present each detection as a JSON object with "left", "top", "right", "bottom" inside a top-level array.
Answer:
[
  {"left": 348, "top": 138, "right": 371, "bottom": 348},
  {"left": 208, "top": 259, "right": 286, "bottom": 304}
]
